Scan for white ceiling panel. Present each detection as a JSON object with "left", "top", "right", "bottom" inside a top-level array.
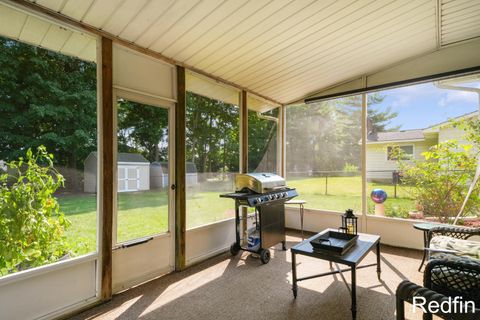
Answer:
[
  {"left": 160, "top": 0, "right": 248, "bottom": 58},
  {"left": 19, "top": 15, "right": 51, "bottom": 44},
  {"left": 13, "top": 0, "right": 480, "bottom": 104},
  {"left": 60, "top": 0, "right": 95, "bottom": 21},
  {"left": 244, "top": 0, "right": 435, "bottom": 91},
  {"left": 82, "top": 0, "right": 124, "bottom": 27},
  {"left": 0, "top": 2, "right": 96, "bottom": 62},
  {"left": 118, "top": 0, "right": 182, "bottom": 43},
  {"left": 441, "top": 0, "right": 480, "bottom": 45},
  {"left": 0, "top": 4, "right": 27, "bottom": 39},
  {"left": 101, "top": 0, "right": 149, "bottom": 35}
]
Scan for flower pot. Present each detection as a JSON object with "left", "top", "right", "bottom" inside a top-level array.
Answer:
[{"left": 408, "top": 210, "right": 424, "bottom": 220}]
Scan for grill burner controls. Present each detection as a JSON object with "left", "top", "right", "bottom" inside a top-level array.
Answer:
[{"left": 249, "top": 189, "right": 297, "bottom": 207}]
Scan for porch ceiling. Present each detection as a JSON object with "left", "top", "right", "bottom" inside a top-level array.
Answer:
[{"left": 9, "top": 0, "right": 480, "bottom": 104}]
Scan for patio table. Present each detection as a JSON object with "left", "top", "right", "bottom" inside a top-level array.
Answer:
[{"left": 291, "top": 229, "right": 381, "bottom": 320}]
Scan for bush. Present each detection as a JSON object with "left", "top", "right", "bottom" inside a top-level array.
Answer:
[
  {"left": 0, "top": 146, "right": 70, "bottom": 275},
  {"left": 343, "top": 163, "right": 359, "bottom": 173},
  {"left": 395, "top": 121, "right": 480, "bottom": 223}
]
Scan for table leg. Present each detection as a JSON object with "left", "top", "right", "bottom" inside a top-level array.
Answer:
[
  {"left": 300, "top": 204, "right": 304, "bottom": 240},
  {"left": 376, "top": 242, "right": 381, "bottom": 280},
  {"left": 351, "top": 266, "right": 357, "bottom": 319},
  {"left": 291, "top": 252, "right": 297, "bottom": 298},
  {"left": 418, "top": 231, "right": 428, "bottom": 272}
]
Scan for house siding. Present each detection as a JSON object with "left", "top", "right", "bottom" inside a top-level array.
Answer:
[{"left": 366, "top": 140, "right": 435, "bottom": 181}]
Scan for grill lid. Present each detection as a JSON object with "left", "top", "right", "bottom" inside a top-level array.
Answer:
[{"left": 235, "top": 173, "right": 286, "bottom": 193}]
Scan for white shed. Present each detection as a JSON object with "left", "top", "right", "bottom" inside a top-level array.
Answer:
[
  {"left": 150, "top": 161, "right": 198, "bottom": 189},
  {"left": 84, "top": 152, "right": 150, "bottom": 193}
]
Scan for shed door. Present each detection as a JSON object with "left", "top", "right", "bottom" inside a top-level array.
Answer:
[{"left": 118, "top": 166, "right": 140, "bottom": 192}]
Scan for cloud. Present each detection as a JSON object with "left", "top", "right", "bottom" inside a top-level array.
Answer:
[{"left": 438, "top": 90, "right": 478, "bottom": 108}]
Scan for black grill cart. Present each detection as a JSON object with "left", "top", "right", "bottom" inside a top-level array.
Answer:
[{"left": 220, "top": 173, "right": 298, "bottom": 264}]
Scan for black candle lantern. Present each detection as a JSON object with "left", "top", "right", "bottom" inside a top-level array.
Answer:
[{"left": 341, "top": 209, "right": 358, "bottom": 235}]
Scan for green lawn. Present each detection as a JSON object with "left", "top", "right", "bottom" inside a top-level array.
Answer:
[
  {"left": 57, "top": 188, "right": 235, "bottom": 256},
  {"left": 56, "top": 176, "right": 415, "bottom": 256},
  {"left": 287, "top": 176, "right": 414, "bottom": 216}
]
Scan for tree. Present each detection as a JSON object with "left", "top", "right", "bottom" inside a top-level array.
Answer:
[
  {"left": 0, "top": 37, "right": 97, "bottom": 191},
  {"left": 396, "top": 118, "right": 480, "bottom": 222},
  {"left": 185, "top": 92, "right": 239, "bottom": 177},
  {"left": 117, "top": 100, "right": 169, "bottom": 162},
  {"left": 285, "top": 93, "right": 399, "bottom": 174}
]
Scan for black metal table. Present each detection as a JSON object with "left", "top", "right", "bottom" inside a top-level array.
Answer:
[
  {"left": 291, "top": 229, "right": 381, "bottom": 320},
  {"left": 413, "top": 222, "right": 450, "bottom": 271}
]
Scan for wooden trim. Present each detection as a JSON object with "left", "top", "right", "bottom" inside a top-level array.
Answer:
[
  {"left": 175, "top": 66, "right": 186, "bottom": 271},
  {"left": 280, "top": 105, "right": 286, "bottom": 177},
  {"left": 10, "top": 0, "right": 282, "bottom": 107},
  {"left": 240, "top": 91, "right": 248, "bottom": 174},
  {"left": 100, "top": 37, "right": 113, "bottom": 301},
  {"left": 361, "top": 92, "right": 368, "bottom": 233}
]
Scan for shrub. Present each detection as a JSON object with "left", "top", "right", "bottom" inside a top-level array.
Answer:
[
  {"left": 0, "top": 146, "right": 70, "bottom": 275},
  {"left": 395, "top": 118, "right": 480, "bottom": 223}
]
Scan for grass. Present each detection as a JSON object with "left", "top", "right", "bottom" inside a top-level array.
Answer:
[
  {"left": 287, "top": 176, "right": 414, "bottom": 216},
  {"left": 56, "top": 176, "right": 415, "bottom": 256}
]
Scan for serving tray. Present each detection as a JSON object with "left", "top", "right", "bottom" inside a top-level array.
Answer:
[{"left": 310, "top": 231, "right": 358, "bottom": 255}]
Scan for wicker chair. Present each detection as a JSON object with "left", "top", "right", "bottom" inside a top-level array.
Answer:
[{"left": 396, "top": 225, "right": 480, "bottom": 320}]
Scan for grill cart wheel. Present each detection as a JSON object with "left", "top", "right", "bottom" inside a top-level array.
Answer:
[
  {"left": 230, "top": 243, "right": 240, "bottom": 256},
  {"left": 259, "top": 249, "right": 270, "bottom": 264}
]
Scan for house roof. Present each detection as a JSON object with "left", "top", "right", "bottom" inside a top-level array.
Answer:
[
  {"left": 367, "top": 130, "right": 424, "bottom": 143},
  {"left": 89, "top": 152, "right": 149, "bottom": 163},
  {"left": 367, "top": 111, "right": 477, "bottom": 144}
]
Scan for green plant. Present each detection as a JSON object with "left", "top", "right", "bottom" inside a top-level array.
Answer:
[
  {"left": 395, "top": 133, "right": 480, "bottom": 222},
  {"left": 0, "top": 146, "right": 70, "bottom": 275},
  {"left": 343, "top": 163, "right": 359, "bottom": 173}
]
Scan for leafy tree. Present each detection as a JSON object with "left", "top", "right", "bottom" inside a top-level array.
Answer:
[
  {"left": 396, "top": 118, "right": 480, "bottom": 222},
  {"left": 248, "top": 109, "right": 279, "bottom": 172},
  {"left": 0, "top": 146, "right": 70, "bottom": 275},
  {"left": 186, "top": 92, "right": 239, "bottom": 177},
  {"left": 286, "top": 94, "right": 399, "bottom": 174},
  {"left": 117, "top": 100, "right": 169, "bottom": 162},
  {"left": 0, "top": 37, "right": 97, "bottom": 191}
]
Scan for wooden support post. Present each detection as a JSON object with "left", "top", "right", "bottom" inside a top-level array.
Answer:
[
  {"left": 100, "top": 37, "right": 113, "bottom": 301},
  {"left": 240, "top": 91, "right": 248, "bottom": 243},
  {"left": 175, "top": 65, "right": 186, "bottom": 271},
  {"left": 361, "top": 92, "right": 368, "bottom": 233}
]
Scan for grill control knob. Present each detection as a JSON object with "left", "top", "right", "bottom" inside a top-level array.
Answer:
[{"left": 275, "top": 194, "right": 280, "bottom": 199}]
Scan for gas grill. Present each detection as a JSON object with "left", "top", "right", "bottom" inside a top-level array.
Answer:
[{"left": 220, "top": 173, "right": 298, "bottom": 264}]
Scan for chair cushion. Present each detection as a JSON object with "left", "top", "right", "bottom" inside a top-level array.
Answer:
[{"left": 430, "top": 236, "right": 480, "bottom": 260}]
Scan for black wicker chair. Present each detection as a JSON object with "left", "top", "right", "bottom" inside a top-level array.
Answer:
[
  {"left": 427, "top": 226, "right": 480, "bottom": 250},
  {"left": 397, "top": 225, "right": 480, "bottom": 319}
]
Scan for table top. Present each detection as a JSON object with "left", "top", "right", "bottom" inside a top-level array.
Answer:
[
  {"left": 413, "top": 222, "right": 451, "bottom": 231},
  {"left": 291, "top": 228, "right": 380, "bottom": 267},
  {"left": 285, "top": 199, "right": 307, "bottom": 205}
]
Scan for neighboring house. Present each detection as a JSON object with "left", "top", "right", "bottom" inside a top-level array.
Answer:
[
  {"left": 366, "top": 112, "right": 475, "bottom": 181},
  {"left": 84, "top": 152, "right": 150, "bottom": 192},
  {"left": 150, "top": 161, "right": 198, "bottom": 189}
]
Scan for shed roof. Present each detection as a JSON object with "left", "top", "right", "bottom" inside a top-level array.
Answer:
[{"left": 4, "top": 0, "right": 479, "bottom": 105}]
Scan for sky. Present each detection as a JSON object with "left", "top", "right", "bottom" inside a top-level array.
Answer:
[{"left": 372, "top": 82, "right": 479, "bottom": 131}]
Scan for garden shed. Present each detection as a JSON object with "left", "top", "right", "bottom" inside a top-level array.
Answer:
[
  {"left": 84, "top": 152, "right": 150, "bottom": 192},
  {"left": 150, "top": 161, "right": 197, "bottom": 189}
]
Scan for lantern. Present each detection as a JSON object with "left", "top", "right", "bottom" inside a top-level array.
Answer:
[{"left": 341, "top": 209, "right": 358, "bottom": 235}]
